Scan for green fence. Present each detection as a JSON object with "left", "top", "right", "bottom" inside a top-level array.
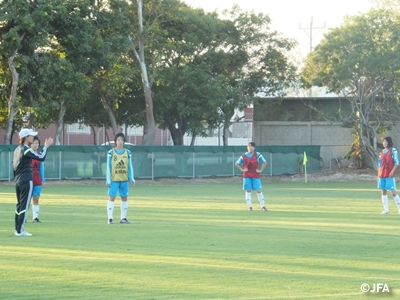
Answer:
[{"left": 0, "top": 145, "right": 321, "bottom": 181}]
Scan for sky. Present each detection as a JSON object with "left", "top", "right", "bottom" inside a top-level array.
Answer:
[{"left": 182, "top": 0, "right": 375, "bottom": 57}]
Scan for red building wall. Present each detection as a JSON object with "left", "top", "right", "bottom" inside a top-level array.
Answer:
[{"left": 0, "top": 124, "right": 172, "bottom": 145}]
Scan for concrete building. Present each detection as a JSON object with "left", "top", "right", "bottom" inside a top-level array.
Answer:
[{"left": 253, "top": 97, "right": 400, "bottom": 169}]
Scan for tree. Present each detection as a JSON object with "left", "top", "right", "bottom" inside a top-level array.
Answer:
[
  {"left": 0, "top": 0, "right": 53, "bottom": 143},
  {"left": 75, "top": 0, "right": 139, "bottom": 138},
  {"left": 0, "top": 0, "right": 132, "bottom": 144},
  {"left": 371, "top": 0, "right": 400, "bottom": 11},
  {"left": 84, "top": 56, "right": 144, "bottom": 137},
  {"left": 216, "top": 6, "right": 297, "bottom": 145},
  {"left": 47, "top": 0, "right": 130, "bottom": 144},
  {"left": 154, "top": 64, "right": 228, "bottom": 145},
  {"left": 32, "top": 53, "right": 91, "bottom": 144},
  {"left": 302, "top": 9, "right": 400, "bottom": 169},
  {"left": 146, "top": 5, "right": 231, "bottom": 145},
  {"left": 153, "top": 4, "right": 297, "bottom": 145}
]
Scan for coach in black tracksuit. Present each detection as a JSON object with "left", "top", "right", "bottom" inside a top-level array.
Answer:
[{"left": 13, "top": 128, "right": 53, "bottom": 237}]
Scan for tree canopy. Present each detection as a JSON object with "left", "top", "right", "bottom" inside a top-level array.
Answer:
[
  {"left": 152, "top": 5, "right": 297, "bottom": 145},
  {"left": 0, "top": 0, "right": 296, "bottom": 145},
  {"left": 302, "top": 8, "right": 400, "bottom": 168}
]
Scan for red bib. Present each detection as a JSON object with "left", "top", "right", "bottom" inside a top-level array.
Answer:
[
  {"left": 242, "top": 153, "right": 259, "bottom": 178},
  {"left": 378, "top": 148, "right": 395, "bottom": 178}
]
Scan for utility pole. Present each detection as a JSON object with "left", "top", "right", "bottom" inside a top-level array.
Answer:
[
  {"left": 299, "top": 16, "right": 326, "bottom": 96},
  {"left": 299, "top": 16, "right": 326, "bottom": 52}
]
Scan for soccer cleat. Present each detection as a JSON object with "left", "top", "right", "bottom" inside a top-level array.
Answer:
[
  {"left": 120, "top": 218, "right": 131, "bottom": 224},
  {"left": 32, "top": 218, "right": 42, "bottom": 223},
  {"left": 248, "top": 206, "right": 253, "bottom": 211},
  {"left": 108, "top": 218, "right": 114, "bottom": 224},
  {"left": 262, "top": 206, "right": 268, "bottom": 211},
  {"left": 380, "top": 210, "right": 389, "bottom": 215},
  {"left": 15, "top": 231, "right": 33, "bottom": 237}
]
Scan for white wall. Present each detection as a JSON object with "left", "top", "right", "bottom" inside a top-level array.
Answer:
[{"left": 254, "top": 121, "right": 354, "bottom": 168}]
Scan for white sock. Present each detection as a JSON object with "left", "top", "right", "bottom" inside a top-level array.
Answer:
[
  {"left": 121, "top": 201, "right": 128, "bottom": 219},
  {"left": 257, "top": 192, "right": 265, "bottom": 207},
  {"left": 246, "top": 192, "right": 252, "bottom": 207},
  {"left": 393, "top": 195, "right": 400, "bottom": 210},
  {"left": 107, "top": 201, "right": 114, "bottom": 219},
  {"left": 32, "top": 204, "right": 39, "bottom": 219},
  {"left": 382, "top": 195, "right": 389, "bottom": 212}
]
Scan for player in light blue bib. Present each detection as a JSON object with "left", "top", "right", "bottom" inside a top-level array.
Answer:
[{"left": 106, "top": 133, "right": 135, "bottom": 224}]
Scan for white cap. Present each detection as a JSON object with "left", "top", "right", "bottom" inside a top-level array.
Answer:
[{"left": 19, "top": 128, "right": 38, "bottom": 138}]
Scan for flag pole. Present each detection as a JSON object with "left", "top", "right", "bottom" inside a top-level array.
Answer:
[
  {"left": 303, "top": 151, "right": 307, "bottom": 183},
  {"left": 304, "top": 164, "right": 307, "bottom": 183}
]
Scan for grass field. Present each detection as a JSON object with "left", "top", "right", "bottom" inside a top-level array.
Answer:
[{"left": 0, "top": 179, "right": 399, "bottom": 299}]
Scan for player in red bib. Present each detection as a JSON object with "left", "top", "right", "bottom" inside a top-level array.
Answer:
[
  {"left": 235, "top": 142, "right": 267, "bottom": 211},
  {"left": 30, "top": 136, "right": 45, "bottom": 223},
  {"left": 377, "top": 136, "right": 400, "bottom": 214}
]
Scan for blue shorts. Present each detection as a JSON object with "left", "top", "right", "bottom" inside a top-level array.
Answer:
[
  {"left": 32, "top": 185, "right": 42, "bottom": 197},
  {"left": 108, "top": 181, "right": 129, "bottom": 197},
  {"left": 378, "top": 177, "right": 396, "bottom": 191},
  {"left": 243, "top": 177, "right": 262, "bottom": 191}
]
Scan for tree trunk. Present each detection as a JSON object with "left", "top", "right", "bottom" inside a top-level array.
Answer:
[
  {"left": 27, "top": 88, "right": 35, "bottom": 127},
  {"left": 168, "top": 125, "right": 184, "bottom": 145},
  {"left": 358, "top": 123, "right": 379, "bottom": 171},
  {"left": 4, "top": 38, "right": 25, "bottom": 144},
  {"left": 54, "top": 100, "right": 67, "bottom": 145},
  {"left": 355, "top": 87, "right": 381, "bottom": 171},
  {"left": 91, "top": 125, "right": 97, "bottom": 145},
  {"left": 130, "top": 0, "right": 156, "bottom": 146},
  {"left": 222, "top": 123, "right": 231, "bottom": 146},
  {"left": 222, "top": 105, "right": 237, "bottom": 146},
  {"left": 190, "top": 131, "right": 197, "bottom": 146},
  {"left": 100, "top": 97, "right": 119, "bottom": 135},
  {"left": 131, "top": 0, "right": 158, "bottom": 172},
  {"left": 141, "top": 81, "right": 156, "bottom": 145}
]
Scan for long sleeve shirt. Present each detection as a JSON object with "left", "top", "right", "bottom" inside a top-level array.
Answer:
[{"left": 13, "top": 145, "right": 48, "bottom": 183}]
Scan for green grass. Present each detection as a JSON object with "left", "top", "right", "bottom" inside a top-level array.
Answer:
[{"left": 0, "top": 180, "right": 399, "bottom": 299}]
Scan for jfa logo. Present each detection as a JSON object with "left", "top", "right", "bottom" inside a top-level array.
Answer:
[{"left": 360, "top": 283, "right": 390, "bottom": 293}]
